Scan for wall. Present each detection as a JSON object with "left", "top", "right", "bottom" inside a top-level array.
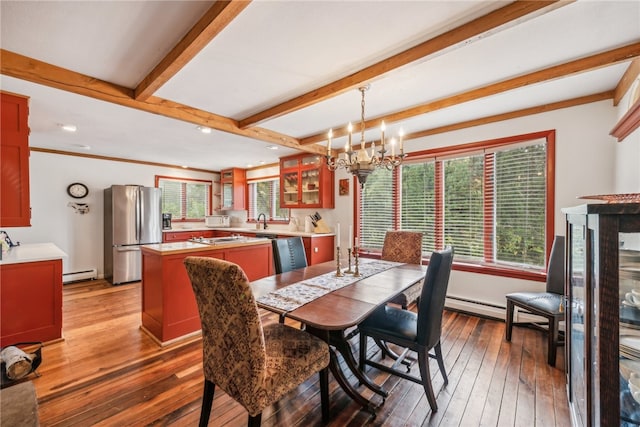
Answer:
[
  {"left": 331, "top": 99, "right": 627, "bottom": 318},
  {"left": 7, "top": 152, "right": 216, "bottom": 278},
  {"left": 9, "top": 98, "right": 638, "bottom": 319}
]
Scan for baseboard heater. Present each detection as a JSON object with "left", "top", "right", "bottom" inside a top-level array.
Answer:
[
  {"left": 63, "top": 268, "right": 97, "bottom": 283},
  {"left": 445, "top": 295, "right": 553, "bottom": 323}
]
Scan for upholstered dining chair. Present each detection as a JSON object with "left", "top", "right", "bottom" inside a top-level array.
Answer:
[
  {"left": 381, "top": 230, "right": 424, "bottom": 308},
  {"left": 183, "top": 256, "right": 330, "bottom": 427},
  {"left": 505, "top": 235, "right": 565, "bottom": 366},
  {"left": 272, "top": 237, "right": 308, "bottom": 274},
  {"left": 358, "top": 247, "right": 454, "bottom": 412}
]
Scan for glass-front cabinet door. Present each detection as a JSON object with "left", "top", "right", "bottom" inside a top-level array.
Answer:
[
  {"left": 619, "top": 233, "right": 640, "bottom": 426},
  {"left": 279, "top": 154, "right": 334, "bottom": 209},
  {"left": 567, "top": 218, "right": 588, "bottom": 427}
]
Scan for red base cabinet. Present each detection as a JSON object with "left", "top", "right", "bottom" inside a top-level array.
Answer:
[
  {"left": 0, "top": 260, "right": 63, "bottom": 346},
  {"left": 141, "top": 242, "right": 273, "bottom": 345}
]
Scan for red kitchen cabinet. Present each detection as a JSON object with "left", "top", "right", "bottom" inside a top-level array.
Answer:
[
  {"left": 140, "top": 242, "right": 273, "bottom": 344},
  {"left": 1, "top": 92, "right": 31, "bottom": 227},
  {"left": 304, "top": 235, "right": 335, "bottom": 265},
  {"left": 1, "top": 259, "right": 63, "bottom": 346},
  {"left": 221, "top": 168, "right": 246, "bottom": 210},
  {"left": 280, "top": 153, "right": 334, "bottom": 209}
]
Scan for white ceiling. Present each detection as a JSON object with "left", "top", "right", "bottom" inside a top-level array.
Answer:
[{"left": 1, "top": 1, "right": 639, "bottom": 172}]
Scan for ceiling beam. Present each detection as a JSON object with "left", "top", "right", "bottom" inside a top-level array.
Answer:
[
  {"left": 0, "top": 49, "right": 326, "bottom": 156},
  {"left": 300, "top": 42, "right": 640, "bottom": 145},
  {"left": 613, "top": 58, "right": 640, "bottom": 106},
  {"left": 134, "top": 1, "right": 251, "bottom": 101},
  {"left": 237, "top": 0, "right": 570, "bottom": 129}
]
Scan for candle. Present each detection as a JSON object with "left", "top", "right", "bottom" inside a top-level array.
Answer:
[
  {"left": 381, "top": 121, "right": 386, "bottom": 155},
  {"left": 327, "top": 129, "right": 333, "bottom": 155},
  {"left": 354, "top": 237, "right": 359, "bottom": 248},
  {"left": 391, "top": 137, "right": 396, "bottom": 157},
  {"left": 349, "top": 225, "right": 353, "bottom": 249},
  {"left": 399, "top": 128, "right": 404, "bottom": 154},
  {"left": 336, "top": 223, "right": 341, "bottom": 247},
  {"left": 347, "top": 122, "right": 353, "bottom": 152}
]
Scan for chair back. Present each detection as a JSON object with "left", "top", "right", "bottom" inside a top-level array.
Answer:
[
  {"left": 546, "top": 235, "right": 565, "bottom": 295},
  {"left": 381, "top": 231, "right": 423, "bottom": 264},
  {"left": 183, "top": 256, "right": 266, "bottom": 406},
  {"left": 272, "top": 237, "right": 308, "bottom": 274},
  {"left": 416, "top": 247, "right": 454, "bottom": 348}
]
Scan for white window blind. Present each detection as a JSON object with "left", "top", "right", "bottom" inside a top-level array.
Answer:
[
  {"left": 401, "top": 161, "right": 436, "bottom": 253},
  {"left": 357, "top": 134, "right": 551, "bottom": 271},
  {"left": 359, "top": 168, "right": 394, "bottom": 251},
  {"left": 443, "top": 154, "right": 485, "bottom": 260},
  {"left": 248, "top": 178, "right": 288, "bottom": 221},
  {"left": 157, "top": 177, "right": 211, "bottom": 220},
  {"left": 493, "top": 142, "right": 546, "bottom": 267}
]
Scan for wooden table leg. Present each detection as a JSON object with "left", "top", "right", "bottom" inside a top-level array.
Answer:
[{"left": 305, "top": 326, "right": 386, "bottom": 413}]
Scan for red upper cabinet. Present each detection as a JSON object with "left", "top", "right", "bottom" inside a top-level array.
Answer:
[
  {"left": 280, "top": 153, "right": 334, "bottom": 209},
  {"left": 1, "top": 92, "right": 31, "bottom": 227},
  {"left": 220, "top": 168, "right": 246, "bottom": 210}
]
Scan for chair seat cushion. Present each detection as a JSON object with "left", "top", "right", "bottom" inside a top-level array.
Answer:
[
  {"left": 506, "top": 292, "right": 563, "bottom": 316},
  {"left": 241, "top": 323, "right": 329, "bottom": 416},
  {"left": 359, "top": 305, "right": 418, "bottom": 343}
]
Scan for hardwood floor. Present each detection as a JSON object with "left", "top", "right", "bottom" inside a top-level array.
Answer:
[{"left": 28, "top": 280, "right": 571, "bottom": 426}]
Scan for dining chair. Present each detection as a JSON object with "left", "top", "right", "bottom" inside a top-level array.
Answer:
[
  {"left": 183, "top": 256, "right": 330, "bottom": 427},
  {"left": 381, "top": 230, "right": 424, "bottom": 309},
  {"left": 358, "top": 247, "right": 454, "bottom": 412},
  {"left": 272, "top": 237, "right": 308, "bottom": 274},
  {"left": 505, "top": 235, "right": 565, "bottom": 366}
]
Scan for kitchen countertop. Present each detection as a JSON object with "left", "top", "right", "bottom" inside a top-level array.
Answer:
[
  {"left": 0, "top": 243, "right": 67, "bottom": 265},
  {"left": 141, "top": 237, "right": 271, "bottom": 255},
  {"left": 163, "top": 226, "right": 334, "bottom": 238}
]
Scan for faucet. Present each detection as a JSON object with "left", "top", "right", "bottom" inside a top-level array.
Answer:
[{"left": 257, "top": 213, "right": 267, "bottom": 230}]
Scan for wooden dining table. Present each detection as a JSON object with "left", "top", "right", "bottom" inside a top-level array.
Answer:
[{"left": 250, "top": 260, "right": 428, "bottom": 413}]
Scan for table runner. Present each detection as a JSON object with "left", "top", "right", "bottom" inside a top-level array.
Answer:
[{"left": 256, "top": 259, "right": 403, "bottom": 312}]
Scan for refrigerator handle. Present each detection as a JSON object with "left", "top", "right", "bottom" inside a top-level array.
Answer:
[{"left": 135, "top": 189, "right": 141, "bottom": 242}]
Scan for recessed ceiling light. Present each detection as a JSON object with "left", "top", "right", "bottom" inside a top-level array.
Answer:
[
  {"left": 59, "top": 124, "right": 77, "bottom": 132},
  {"left": 196, "top": 126, "right": 212, "bottom": 134},
  {"left": 266, "top": 145, "right": 278, "bottom": 150}
]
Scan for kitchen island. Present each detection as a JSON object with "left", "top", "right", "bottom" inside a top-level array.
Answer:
[
  {"left": 140, "top": 237, "right": 273, "bottom": 345},
  {"left": 0, "top": 243, "right": 67, "bottom": 346}
]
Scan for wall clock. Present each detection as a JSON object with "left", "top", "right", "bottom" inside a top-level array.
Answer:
[{"left": 67, "top": 182, "right": 89, "bottom": 199}]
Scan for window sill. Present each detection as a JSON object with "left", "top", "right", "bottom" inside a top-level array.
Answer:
[{"left": 360, "top": 253, "right": 546, "bottom": 282}]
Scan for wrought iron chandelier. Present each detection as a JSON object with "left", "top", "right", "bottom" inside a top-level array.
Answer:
[{"left": 325, "top": 84, "right": 405, "bottom": 187}]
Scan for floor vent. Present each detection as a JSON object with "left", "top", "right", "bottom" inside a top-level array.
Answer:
[{"left": 63, "top": 268, "right": 98, "bottom": 283}]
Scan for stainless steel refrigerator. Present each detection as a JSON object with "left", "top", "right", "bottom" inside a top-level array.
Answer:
[{"left": 104, "top": 185, "right": 162, "bottom": 284}]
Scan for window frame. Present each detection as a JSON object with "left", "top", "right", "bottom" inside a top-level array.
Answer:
[
  {"left": 155, "top": 175, "right": 213, "bottom": 223},
  {"left": 356, "top": 130, "right": 555, "bottom": 282}
]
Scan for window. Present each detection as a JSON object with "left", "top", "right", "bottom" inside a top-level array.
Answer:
[
  {"left": 358, "top": 130, "right": 554, "bottom": 274},
  {"left": 248, "top": 177, "right": 289, "bottom": 221},
  {"left": 156, "top": 176, "right": 212, "bottom": 221}
]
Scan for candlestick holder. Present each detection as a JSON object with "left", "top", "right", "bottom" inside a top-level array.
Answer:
[
  {"left": 345, "top": 247, "right": 354, "bottom": 274},
  {"left": 335, "top": 246, "right": 344, "bottom": 277},
  {"left": 353, "top": 246, "right": 361, "bottom": 277}
]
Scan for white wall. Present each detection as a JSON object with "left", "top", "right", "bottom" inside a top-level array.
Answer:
[
  {"left": 7, "top": 152, "right": 216, "bottom": 277},
  {"left": 330, "top": 99, "right": 628, "bottom": 318},
  {"left": 8, "top": 98, "right": 638, "bottom": 319}
]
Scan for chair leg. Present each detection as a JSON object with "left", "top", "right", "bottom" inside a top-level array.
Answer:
[
  {"left": 434, "top": 341, "right": 448, "bottom": 385},
  {"left": 199, "top": 380, "right": 215, "bottom": 427},
  {"left": 417, "top": 348, "right": 438, "bottom": 412},
  {"left": 548, "top": 316, "right": 559, "bottom": 367},
  {"left": 319, "top": 367, "right": 330, "bottom": 422},
  {"left": 248, "top": 413, "right": 262, "bottom": 427},
  {"left": 505, "top": 299, "right": 515, "bottom": 341}
]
